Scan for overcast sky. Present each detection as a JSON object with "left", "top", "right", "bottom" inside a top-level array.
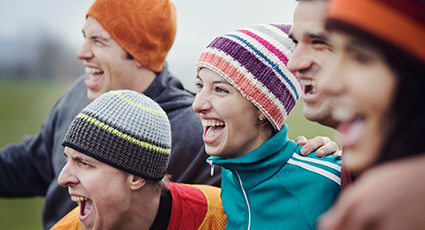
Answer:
[{"left": 1, "top": 0, "right": 297, "bottom": 89}]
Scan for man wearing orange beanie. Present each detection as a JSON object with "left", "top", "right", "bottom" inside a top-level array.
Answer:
[{"left": 0, "top": 0, "right": 220, "bottom": 229}]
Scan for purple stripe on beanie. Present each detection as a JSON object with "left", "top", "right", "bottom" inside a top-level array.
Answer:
[
  {"left": 207, "top": 36, "right": 296, "bottom": 110},
  {"left": 270, "top": 24, "right": 291, "bottom": 35}
]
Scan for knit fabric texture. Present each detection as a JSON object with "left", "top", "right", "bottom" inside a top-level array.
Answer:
[
  {"left": 62, "top": 90, "right": 172, "bottom": 182},
  {"left": 326, "top": 0, "right": 425, "bottom": 72},
  {"left": 87, "top": 0, "right": 177, "bottom": 72},
  {"left": 196, "top": 23, "right": 302, "bottom": 131}
]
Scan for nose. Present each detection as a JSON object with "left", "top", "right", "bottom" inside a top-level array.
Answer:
[
  {"left": 192, "top": 90, "right": 212, "bottom": 114},
  {"left": 287, "top": 44, "right": 314, "bottom": 73},
  {"left": 58, "top": 162, "right": 79, "bottom": 188},
  {"left": 317, "top": 54, "right": 344, "bottom": 96},
  {"left": 76, "top": 40, "right": 93, "bottom": 60}
]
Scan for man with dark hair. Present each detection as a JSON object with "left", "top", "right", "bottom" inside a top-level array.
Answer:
[{"left": 288, "top": 1, "right": 425, "bottom": 229}]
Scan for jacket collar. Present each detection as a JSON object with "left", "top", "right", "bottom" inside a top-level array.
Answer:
[
  {"left": 143, "top": 62, "right": 195, "bottom": 112},
  {"left": 208, "top": 124, "right": 297, "bottom": 190}
]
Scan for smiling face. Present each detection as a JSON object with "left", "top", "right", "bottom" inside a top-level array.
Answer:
[
  {"left": 192, "top": 68, "right": 269, "bottom": 159},
  {"left": 77, "top": 16, "right": 147, "bottom": 101},
  {"left": 58, "top": 147, "right": 133, "bottom": 230},
  {"left": 287, "top": 1, "right": 338, "bottom": 128},
  {"left": 318, "top": 31, "right": 396, "bottom": 173}
]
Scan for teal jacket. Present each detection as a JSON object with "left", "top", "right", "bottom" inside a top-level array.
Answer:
[{"left": 207, "top": 124, "right": 341, "bottom": 230}]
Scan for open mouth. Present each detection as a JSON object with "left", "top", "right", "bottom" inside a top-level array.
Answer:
[
  {"left": 202, "top": 119, "right": 225, "bottom": 144},
  {"left": 85, "top": 67, "right": 104, "bottom": 75},
  {"left": 71, "top": 195, "right": 93, "bottom": 219},
  {"left": 333, "top": 107, "right": 365, "bottom": 148},
  {"left": 300, "top": 79, "right": 316, "bottom": 95},
  {"left": 85, "top": 67, "right": 104, "bottom": 89}
]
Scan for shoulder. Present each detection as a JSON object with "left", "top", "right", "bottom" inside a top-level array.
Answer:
[
  {"left": 168, "top": 183, "right": 226, "bottom": 230},
  {"left": 284, "top": 147, "right": 342, "bottom": 186},
  {"left": 55, "top": 75, "right": 90, "bottom": 109},
  {"left": 49, "top": 207, "right": 82, "bottom": 230}
]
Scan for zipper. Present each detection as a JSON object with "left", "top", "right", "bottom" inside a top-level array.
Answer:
[
  {"left": 207, "top": 159, "right": 215, "bottom": 176},
  {"left": 235, "top": 170, "right": 251, "bottom": 230}
]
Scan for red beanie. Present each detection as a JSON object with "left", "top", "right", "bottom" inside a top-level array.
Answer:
[{"left": 87, "top": 0, "right": 177, "bottom": 72}]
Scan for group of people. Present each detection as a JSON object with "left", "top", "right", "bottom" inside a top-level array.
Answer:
[{"left": 1, "top": 0, "right": 425, "bottom": 229}]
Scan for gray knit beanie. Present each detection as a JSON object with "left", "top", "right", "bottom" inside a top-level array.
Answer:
[{"left": 62, "top": 90, "right": 171, "bottom": 182}]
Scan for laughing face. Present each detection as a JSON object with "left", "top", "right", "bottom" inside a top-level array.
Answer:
[
  {"left": 318, "top": 31, "right": 396, "bottom": 173},
  {"left": 77, "top": 16, "right": 146, "bottom": 101},
  {"left": 287, "top": 1, "right": 337, "bottom": 128},
  {"left": 58, "top": 147, "right": 134, "bottom": 230},
  {"left": 192, "top": 68, "right": 268, "bottom": 159}
]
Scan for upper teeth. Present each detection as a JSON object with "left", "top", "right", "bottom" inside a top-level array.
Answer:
[
  {"left": 85, "top": 67, "right": 103, "bottom": 74},
  {"left": 332, "top": 107, "right": 355, "bottom": 121},
  {"left": 71, "top": 196, "right": 88, "bottom": 202},
  {"left": 202, "top": 120, "right": 225, "bottom": 127},
  {"left": 300, "top": 79, "right": 315, "bottom": 86}
]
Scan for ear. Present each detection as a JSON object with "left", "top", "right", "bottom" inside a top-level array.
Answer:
[
  {"left": 257, "top": 110, "right": 266, "bottom": 122},
  {"left": 128, "top": 175, "right": 146, "bottom": 191},
  {"left": 135, "top": 61, "right": 143, "bottom": 68}
]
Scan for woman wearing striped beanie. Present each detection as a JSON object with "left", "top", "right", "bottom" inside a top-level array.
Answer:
[
  {"left": 193, "top": 23, "right": 342, "bottom": 229},
  {"left": 316, "top": 0, "right": 425, "bottom": 229}
]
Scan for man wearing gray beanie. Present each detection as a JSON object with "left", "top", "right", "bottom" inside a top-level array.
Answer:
[{"left": 51, "top": 90, "right": 226, "bottom": 230}]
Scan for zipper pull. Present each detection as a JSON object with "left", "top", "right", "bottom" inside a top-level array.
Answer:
[{"left": 207, "top": 160, "right": 215, "bottom": 176}]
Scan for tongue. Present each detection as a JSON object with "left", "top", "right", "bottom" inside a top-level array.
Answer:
[
  {"left": 81, "top": 200, "right": 94, "bottom": 216},
  {"left": 205, "top": 126, "right": 224, "bottom": 141},
  {"left": 85, "top": 73, "right": 103, "bottom": 88},
  {"left": 337, "top": 118, "right": 365, "bottom": 148}
]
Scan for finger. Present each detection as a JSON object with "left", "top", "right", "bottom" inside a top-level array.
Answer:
[
  {"left": 333, "top": 150, "right": 343, "bottom": 156},
  {"left": 316, "top": 141, "right": 339, "bottom": 157},
  {"left": 295, "top": 136, "right": 308, "bottom": 145},
  {"left": 301, "top": 136, "right": 332, "bottom": 156}
]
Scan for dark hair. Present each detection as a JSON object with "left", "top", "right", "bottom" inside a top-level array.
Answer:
[
  {"left": 377, "top": 58, "right": 425, "bottom": 163},
  {"left": 126, "top": 52, "right": 134, "bottom": 60}
]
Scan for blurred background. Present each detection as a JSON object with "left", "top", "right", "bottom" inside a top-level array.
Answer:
[{"left": 0, "top": 0, "right": 336, "bottom": 229}]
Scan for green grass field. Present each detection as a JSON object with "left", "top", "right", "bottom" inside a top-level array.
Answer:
[
  {"left": 0, "top": 79, "right": 70, "bottom": 230},
  {"left": 0, "top": 79, "right": 335, "bottom": 229}
]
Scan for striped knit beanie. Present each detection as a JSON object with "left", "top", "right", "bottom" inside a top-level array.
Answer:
[
  {"left": 87, "top": 0, "right": 177, "bottom": 72},
  {"left": 326, "top": 0, "right": 425, "bottom": 72},
  {"left": 62, "top": 90, "right": 171, "bottom": 182},
  {"left": 196, "top": 24, "right": 302, "bottom": 131}
]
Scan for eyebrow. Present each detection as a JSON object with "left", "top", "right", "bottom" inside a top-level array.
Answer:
[
  {"left": 347, "top": 38, "right": 377, "bottom": 51},
  {"left": 212, "top": 79, "right": 231, "bottom": 85},
  {"left": 82, "top": 29, "right": 111, "bottom": 42},
  {"left": 63, "top": 151, "right": 95, "bottom": 164},
  {"left": 289, "top": 31, "right": 328, "bottom": 42},
  {"left": 196, "top": 75, "right": 229, "bottom": 84},
  {"left": 305, "top": 32, "right": 328, "bottom": 41}
]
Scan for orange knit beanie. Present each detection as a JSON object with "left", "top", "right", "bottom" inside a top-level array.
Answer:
[
  {"left": 326, "top": 0, "right": 425, "bottom": 72},
  {"left": 87, "top": 0, "right": 177, "bottom": 72}
]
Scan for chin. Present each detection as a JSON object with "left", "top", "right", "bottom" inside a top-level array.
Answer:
[{"left": 342, "top": 148, "right": 376, "bottom": 174}]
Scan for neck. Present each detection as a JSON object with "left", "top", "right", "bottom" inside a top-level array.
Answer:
[
  {"left": 122, "top": 185, "right": 161, "bottom": 230},
  {"left": 133, "top": 68, "right": 157, "bottom": 94}
]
